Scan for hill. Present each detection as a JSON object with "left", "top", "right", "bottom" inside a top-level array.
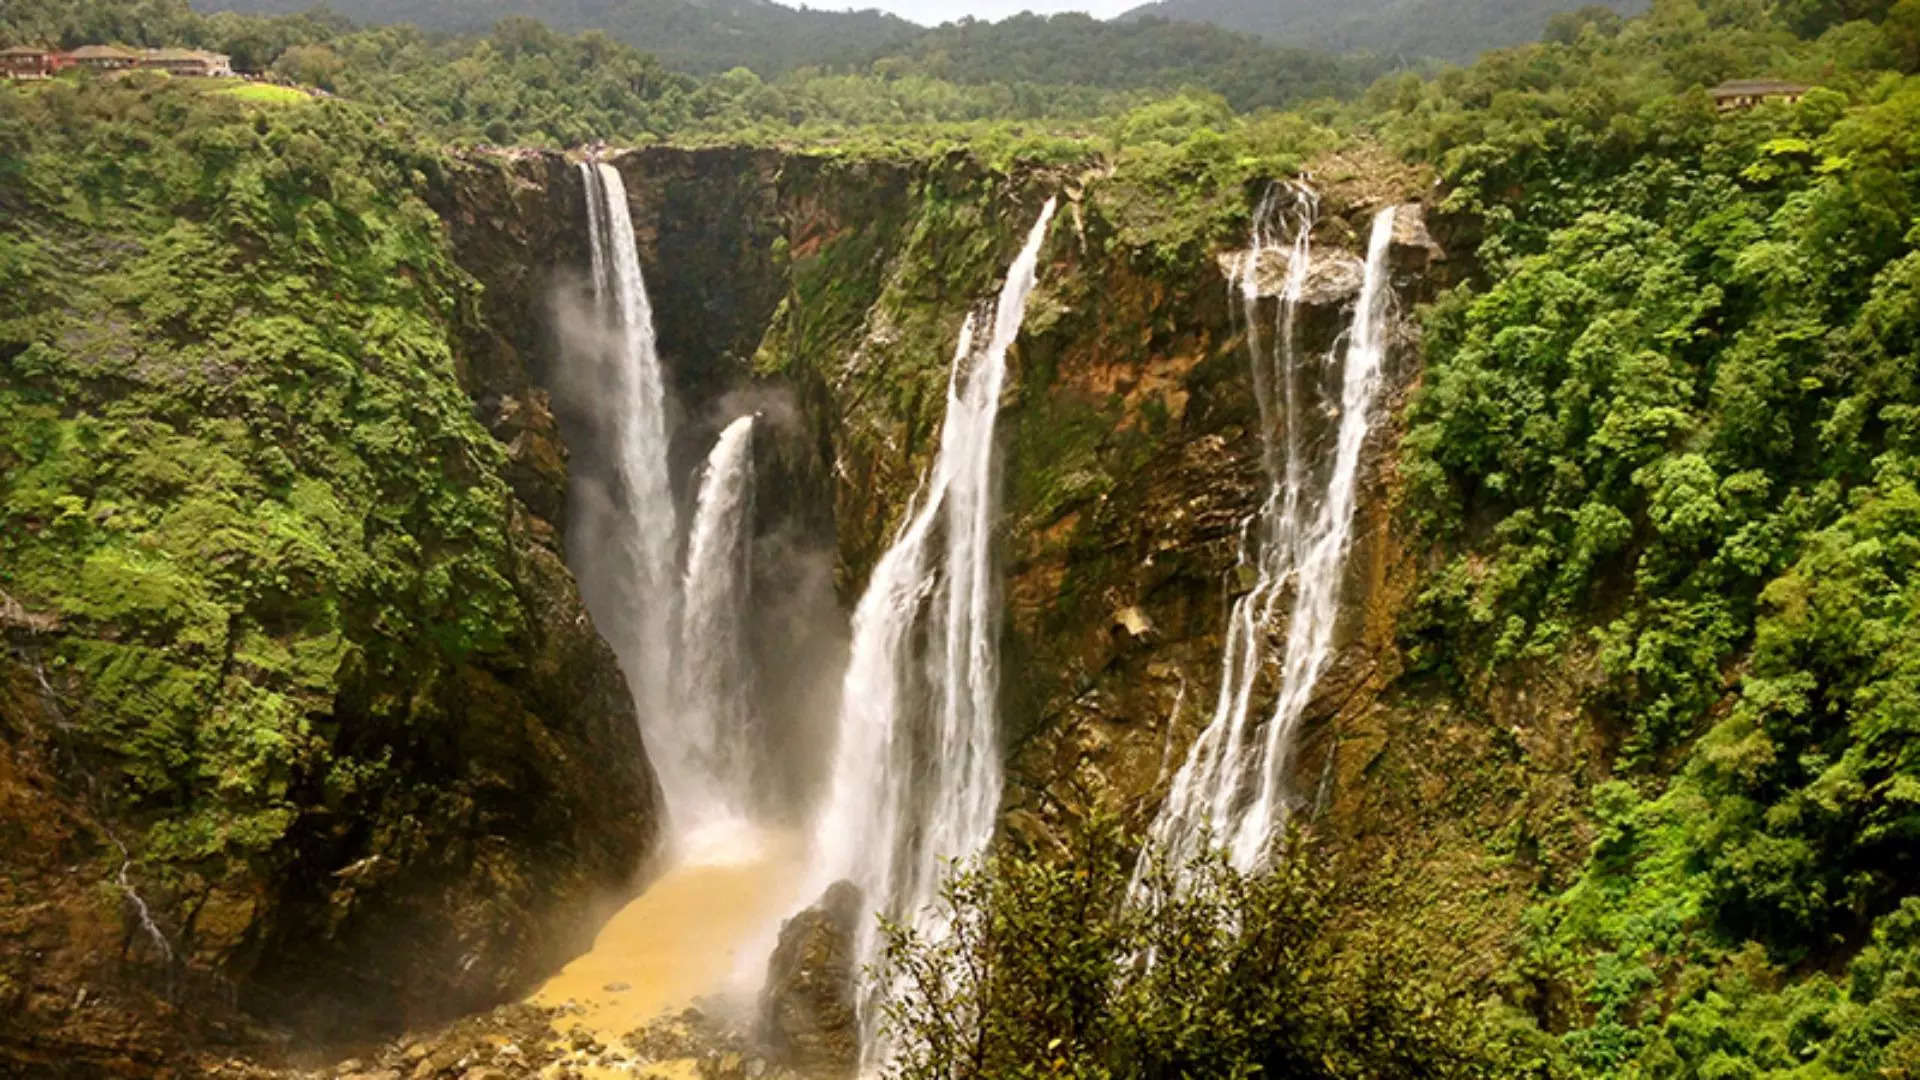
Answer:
[
  {"left": 1119, "top": 0, "right": 1650, "bottom": 60},
  {"left": 190, "top": 0, "right": 921, "bottom": 74},
  {"left": 851, "top": 12, "right": 1385, "bottom": 111}
]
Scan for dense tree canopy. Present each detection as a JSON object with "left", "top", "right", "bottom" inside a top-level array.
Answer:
[
  {"left": 189, "top": 0, "right": 920, "bottom": 76},
  {"left": 1378, "top": 0, "right": 1920, "bottom": 1073}
]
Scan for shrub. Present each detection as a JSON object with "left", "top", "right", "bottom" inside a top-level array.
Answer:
[{"left": 878, "top": 819, "right": 1553, "bottom": 1080}]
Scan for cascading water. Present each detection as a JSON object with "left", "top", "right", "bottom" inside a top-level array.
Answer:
[
  {"left": 675, "top": 414, "right": 759, "bottom": 851},
  {"left": 1142, "top": 195, "right": 1399, "bottom": 876},
  {"left": 533, "top": 172, "right": 794, "bottom": 1040},
  {"left": 810, "top": 198, "right": 1058, "bottom": 1061},
  {"left": 573, "top": 161, "right": 680, "bottom": 736},
  {"left": 573, "top": 161, "right": 772, "bottom": 852}
]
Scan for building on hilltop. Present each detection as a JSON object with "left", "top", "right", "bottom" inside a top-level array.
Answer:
[
  {"left": 66, "top": 45, "right": 140, "bottom": 71},
  {"left": 136, "top": 48, "right": 234, "bottom": 77},
  {"left": 1710, "top": 79, "right": 1812, "bottom": 111},
  {"left": 1, "top": 45, "right": 52, "bottom": 78},
  {"left": 11, "top": 44, "right": 237, "bottom": 78}
]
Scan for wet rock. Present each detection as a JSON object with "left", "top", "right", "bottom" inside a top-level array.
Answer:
[
  {"left": 1387, "top": 201, "right": 1447, "bottom": 279},
  {"left": 1218, "top": 246, "right": 1365, "bottom": 307},
  {"left": 760, "top": 881, "right": 861, "bottom": 1078}
]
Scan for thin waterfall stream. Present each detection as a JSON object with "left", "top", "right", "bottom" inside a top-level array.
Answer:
[
  {"left": 675, "top": 414, "right": 760, "bottom": 854},
  {"left": 572, "top": 161, "right": 679, "bottom": 735},
  {"left": 810, "top": 198, "right": 1059, "bottom": 1064},
  {"left": 1143, "top": 197, "right": 1400, "bottom": 875}
]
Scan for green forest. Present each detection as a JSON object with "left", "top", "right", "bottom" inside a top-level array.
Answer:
[{"left": 4, "top": 0, "right": 1920, "bottom": 1076}]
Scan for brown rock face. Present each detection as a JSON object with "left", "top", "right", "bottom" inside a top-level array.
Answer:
[{"left": 760, "top": 881, "right": 861, "bottom": 1078}]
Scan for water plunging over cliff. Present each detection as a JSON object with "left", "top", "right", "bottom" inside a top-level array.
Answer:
[
  {"left": 535, "top": 172, "right": 789, "bottom": 1039},
  {"left": 572, "top": 161, "right": 680, "bottom": 737},
  {"left": 677, "top": 415, "right": 759, "bottom": 848},
  {"left": 1144, "top": 197, "right": 1399, "bottom": 874},
  {"left": 811, "top": 198, "right": 1058, "bottom": 1057}
]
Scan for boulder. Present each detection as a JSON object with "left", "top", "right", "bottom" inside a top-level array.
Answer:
[
  {"left": 1387, "top": 201, "right": 1447, "bottom": 279},
  {"left": 759, "top": 881, "right": 860, "bottom": 1078}
]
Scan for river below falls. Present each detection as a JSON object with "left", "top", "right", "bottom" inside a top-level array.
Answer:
[{"left": 528, "top": 826, "right": 806, "bottom": 1047}]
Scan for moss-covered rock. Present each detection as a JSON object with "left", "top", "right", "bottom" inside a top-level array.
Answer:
[{"left": 0, "top": 82, "right": 660, "bottom": 1066}]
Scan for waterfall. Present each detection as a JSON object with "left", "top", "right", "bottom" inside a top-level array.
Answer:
[
  {"left": 810, "top": 198, "right": 1058, "bottom": 1059},
  {"left": 572, "top": 161, "right": 679, "bottom": 736},
  {"left": 1142, "top": 196, "right": 1398, "bottom": 876},
  {"left": 675, "top": 414, "right": 759, "bottom": 853}
]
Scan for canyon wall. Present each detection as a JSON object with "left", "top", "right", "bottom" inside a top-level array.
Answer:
[
  {"left": 0, "top": 129, "right": 663, "bottom": 1073},
  {"left": 1, "top": 133, "right": 1548, "bottom": 1074},
  {"left": 437, "top": 145, "right": 1479, "bottom": 864}
]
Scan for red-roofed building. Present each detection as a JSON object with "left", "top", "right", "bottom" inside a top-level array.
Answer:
[{"left": 1, "top": 45, "right": 52, "bottom": 78}]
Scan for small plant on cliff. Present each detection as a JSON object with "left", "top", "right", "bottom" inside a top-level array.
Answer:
[{"left": 878, "top": 818, "right": 1554, "bottom": 1080}]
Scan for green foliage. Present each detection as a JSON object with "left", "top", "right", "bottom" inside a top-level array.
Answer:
[
  {"left": 1386, "top": 1, "right": 1920, "bottom": 1073},
  {"left": 0, "top": 78, "right": 528, "bottom": 882},
  {"left": 880, "top": 821, "right": 1551, "bottom": 1079},
  {"left": 0, "top": 0, "right": 1383, "bottom": 151},
  {"left": 191, "top": 0, "right": 1388, "bottom": 109},
  {"left": 194, "top": 0, "right": 920, "bottom": 78},
  {"left": 844, "top": 12, "right": 1384, "bottom": 113}
]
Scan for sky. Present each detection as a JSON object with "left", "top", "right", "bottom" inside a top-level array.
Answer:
[{"left": 822, "top": 1, "right": 1144, "bottom": 23}]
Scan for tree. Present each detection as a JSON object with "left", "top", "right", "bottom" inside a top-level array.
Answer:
[
  {"left": 879, "top": 820, "right": 1544, "bottom": 1080},
  {"left": 1889, "top": 0, "right": 1920, "bottom": 71},
  {"left": 272, "top": 42, "right": 344, "bottom": 90}
]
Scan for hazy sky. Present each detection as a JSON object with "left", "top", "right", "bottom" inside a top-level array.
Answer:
[{"left": 826, "top": 1, "right": 1144, "bottom": 23}]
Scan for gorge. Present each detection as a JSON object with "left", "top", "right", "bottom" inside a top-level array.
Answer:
[
  {"left": 9, "top": 3, "right": 1920, "bottom": 1069},
  {"left": 0, "top": 128, "right": 1437, "bottom": 1073}
]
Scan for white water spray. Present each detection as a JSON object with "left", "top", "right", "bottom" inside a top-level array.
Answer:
[
  {"left": 1143, "top": 196, "right": 1399, "bottom": 875},
  {"left": 675, "top": 415, "right": 759, "bottom": 853},
  {"left": 810, "top": 198, "right": 1058, "bottom": 1060},
  {"left": 572, "top": 161, "right": 680, "bottom": 735}
]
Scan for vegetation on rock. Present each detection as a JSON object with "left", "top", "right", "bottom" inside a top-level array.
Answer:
[
  {"left": 0, "top": 75, "right": 656, "bottom": 1048},
  {"left": 1381, "top": 0, "right": 1920, "bottom": 1072},
  {"left": 880, "top": 820, "right": 1552, "bottom": 1079}
]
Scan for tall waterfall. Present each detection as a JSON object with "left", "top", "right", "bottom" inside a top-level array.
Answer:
[
  {"left": 811, "top": 198, "right": 1058, "bottom": 1056},
  {"left": 1143, "top": 197, "right": 1398, "bottom": 875},
  {"left": 675, "top": 414, "right": 758, "bottom": 850},
  {"left": 573, "top": 161, "right": 680, "bottom": 733}
]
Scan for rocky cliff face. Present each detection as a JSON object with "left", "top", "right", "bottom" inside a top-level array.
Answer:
[
  {"left": 439, "top": 145, "right": 1452, "bottom": 857},
  {"left": 0, "top": 128, "right": 1485, "bottom": 1075},
  {"left": 419, "top": 140, "right": 1577, "bottom": 1055},
  {"left": 0, "top": 123, "right": 662, "bottom": 1073}
]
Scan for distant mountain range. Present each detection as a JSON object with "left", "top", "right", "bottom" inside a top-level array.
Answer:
[
  {"left": 194, "top": 0, "right": 1654, "bottom": 78},
  {"left": 1120, "top": 0, "right": 1651, "bottom": 61},
  {"left": 191, "top": 0, "right": 922, "bottom": 74}
]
